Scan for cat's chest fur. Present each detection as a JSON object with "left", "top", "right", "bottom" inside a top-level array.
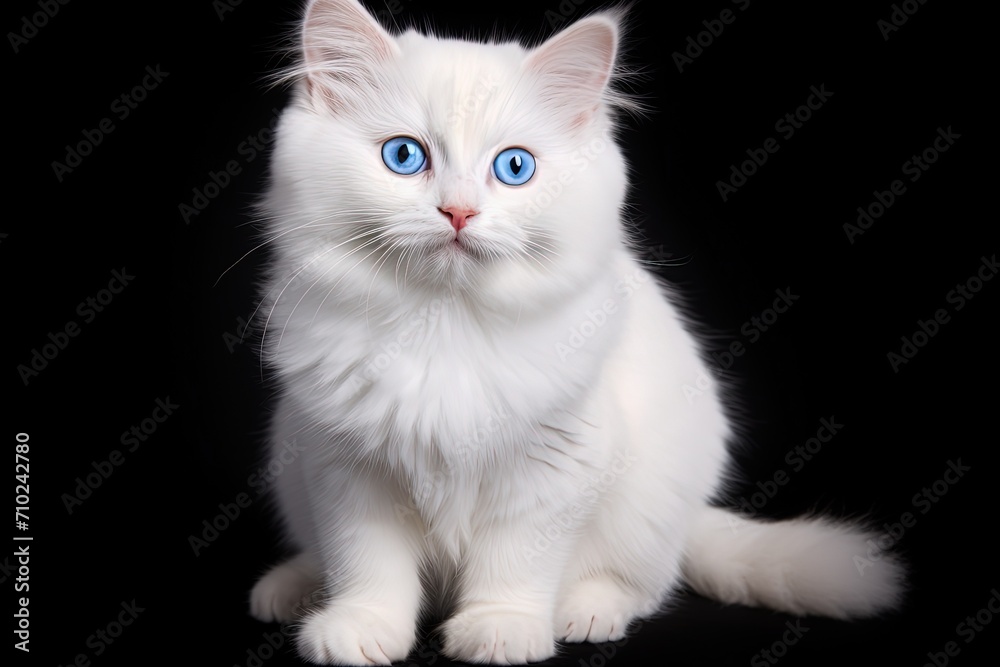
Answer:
[{"left": 270, "top": 268, "right": 628, "bottom": 473}]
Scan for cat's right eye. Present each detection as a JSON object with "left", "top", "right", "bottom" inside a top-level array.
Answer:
[{"left": 381, "top": 137, "right": 427, "bottom": 175}]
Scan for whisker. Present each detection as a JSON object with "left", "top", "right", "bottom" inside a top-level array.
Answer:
[
  {"left": 215, "top": 219, "right": 340, "bottom": 287},
  {"left": 365, "top": 238, "right": 407, "bottom": 327},
  {"left": 308, "top": 234, "right": 398, "bottom": 327},
  {"left": 271, "top": 229, "right": 390, "bottom": 353},
  {"left": 216, "top": 207, "right": 399, "bottom": 287},
  {"left": 252, "top": 243, "right": 345, "bottom": 379},
  {"left": 257, "top": 225, "right": 390, "bottom": 348}
]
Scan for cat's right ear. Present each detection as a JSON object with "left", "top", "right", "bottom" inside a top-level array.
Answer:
[
  {"left": 300, "top": 0, "right": 399, "bottom": 110},
  {"left": 525, "top": 13, "right": 620, "bottom": 129}
]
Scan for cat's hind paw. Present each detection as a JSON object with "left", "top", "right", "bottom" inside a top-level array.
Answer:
[
  {"left": 555, "top": 576, "right": 658, "bottom": 643},
  {"left": 249, "top": 554, "right": 321, "bottom": 624},
  {"left": 442, "top": 605, "right": 555, "bottom": 664}
]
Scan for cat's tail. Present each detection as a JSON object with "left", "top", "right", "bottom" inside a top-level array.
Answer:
[{"left": 681, "top": 505, "right": 906, "bottom": 619}]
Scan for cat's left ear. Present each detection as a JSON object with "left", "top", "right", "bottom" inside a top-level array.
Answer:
[{"left": 525, "top": 13, "right": 619, "bottom": 128}]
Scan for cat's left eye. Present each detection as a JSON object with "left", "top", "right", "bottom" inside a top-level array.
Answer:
[
  {"left": 493, "top": 148, "right": 536, "bottom": 186},
  {"left": 382, "top": 136, "right": 427, "bottom": 175}
]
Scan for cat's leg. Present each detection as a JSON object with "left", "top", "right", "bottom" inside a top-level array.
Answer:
[
  {"left": 295, "top": 464, "right": 425, "bottom": 666},
  {"left": 441, "top": 463, "right": 597, "bottom": 664},
  {"left": 555, "top": 367, "right": 708, "bottom": 643},
  {"left": 440, "top": 511, "right": 566, "bottom": 663},
  {"left": 250, "top": 400, "right": 325, "bottom": 623},
  {"left": 554, "top": 501, "right": 680, "bottom": 643},
  {"left": 554, "top": 451, "right": 697, "bottom": 643}
]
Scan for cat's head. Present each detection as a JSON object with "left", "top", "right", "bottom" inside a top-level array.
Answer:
[{"left": 265, "top": 0, "right": 632, "bottom": 312}]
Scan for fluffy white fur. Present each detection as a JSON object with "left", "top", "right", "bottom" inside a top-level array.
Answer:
[{"left": 248, "top": 1, "right": 905, "bottom": 664}]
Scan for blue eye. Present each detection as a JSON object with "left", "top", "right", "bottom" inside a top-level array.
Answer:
[
  {"left": 493, "top": 148, "right": 535, "bottom": 186},
  {"left": 381, "top": 137, "right": 427, "bottom": 175}
]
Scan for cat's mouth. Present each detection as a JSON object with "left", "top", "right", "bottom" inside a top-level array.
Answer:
[
  {"left": 446, "top": 233, "right": 469, "bottom": 253},
  {"left": 440, "top": 233, "right": 485, "bottom": 263}
]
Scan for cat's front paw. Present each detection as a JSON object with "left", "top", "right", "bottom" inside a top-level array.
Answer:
[
  {"left": 296, "top": 603, "right": 416, "bottom": 666},
  {"left": 442, "top": 605, "right": 555, "bottom": 664}
]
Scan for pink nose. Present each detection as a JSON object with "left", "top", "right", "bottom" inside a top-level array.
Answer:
[{"left": 438, "top": 206, "right": 478, "bottom": 232}]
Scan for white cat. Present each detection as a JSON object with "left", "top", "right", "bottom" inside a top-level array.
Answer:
[{"left": 248, "top": 0, "right": 905, "bottom": 663}]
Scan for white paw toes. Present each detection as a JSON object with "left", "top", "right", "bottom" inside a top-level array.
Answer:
[
  {"left": 556, "top": 577, "right": 656, "bottom": 643},
  {"left": 297, "top": 604, "right": 415, "bottom": 665},
  {"left": 443, "top": 606, "right": 555, "bottom": 664}
]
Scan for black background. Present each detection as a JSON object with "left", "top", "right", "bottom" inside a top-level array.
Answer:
[{"left": 6, "top": 0, "right": 996, "bottom": 665}]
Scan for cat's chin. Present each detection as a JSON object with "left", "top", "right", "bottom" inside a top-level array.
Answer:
[{"left": 431, "top": 239, "right": 478, "bottom": 271}]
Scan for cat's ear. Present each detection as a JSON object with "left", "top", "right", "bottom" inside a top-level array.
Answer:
[
  {"left": 300, "top": 0, "right": 399, "bottom": 109},
  {"left": 525, "top": 13, "right": 619, "bottom": 128}
]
